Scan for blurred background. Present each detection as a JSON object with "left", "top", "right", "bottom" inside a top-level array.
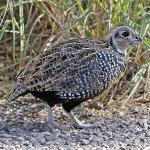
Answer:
[{"left": 0, "top": 0, "right": 149, "bottom": 111}]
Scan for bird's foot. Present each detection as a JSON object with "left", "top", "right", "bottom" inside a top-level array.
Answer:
[
  {"left": 48, "top": 122, "right": 98, "bottom": 132},
  {"left": 73, "top": 122, "right": 98, "bottom": 129},
  {"left": 64, "top": 111, "right": 99, "bottom": 129}
]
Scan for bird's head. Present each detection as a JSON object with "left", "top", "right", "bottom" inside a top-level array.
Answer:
[{"left": 106, "top": 26, "right": 142, "bottom": 56}]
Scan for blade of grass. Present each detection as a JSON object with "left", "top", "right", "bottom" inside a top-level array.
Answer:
[
  {"left": 19, "top": 0, "right": 25, "bottom": 67},
  {"left": 135, "top": 13, "right": 150, "bottom": 63},
  {"left": 108, "top": 0, "right": 112, "bottom": 29},
  {"left": 26, "top": 0, "right": 34, "bottom": 26},
  {"left": 0, "top": 20, "right": 11, "bottom": 40},
  {"left": 25, "top": 14, "right": 44, "bottom": 56},
  {"left": 0, "top": 0, "right": 9, "bottom": 27},
  {"left": 76, "top": 0, "right": 84, "bottom": 13},
  {"left": 119, "top": 63, "right": 149, "bottom": 108},
  {"left": 0, "top": 30, "right": 19, "bottom": 34},
  {"left": 8, "top": 0, "right": 16, "bottom": 62},
  {"left": 34, "top": 1, "right": 62, "bottom": 29},
  {"left": 83, "top": 11, "right": 95, "bottom": 37}
]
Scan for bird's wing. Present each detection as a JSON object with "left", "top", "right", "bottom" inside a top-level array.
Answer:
[{"left": 17, "top": 38, "right": 110, "bottom": 92}]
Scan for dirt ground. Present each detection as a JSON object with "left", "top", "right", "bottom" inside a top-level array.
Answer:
[{"left": 0, "top": 91, "right": 150, "bottom": 150}]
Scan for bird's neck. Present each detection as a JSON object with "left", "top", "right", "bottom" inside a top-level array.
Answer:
[{"left": 109, "top": 37, "right": 127, "bottom": 58}]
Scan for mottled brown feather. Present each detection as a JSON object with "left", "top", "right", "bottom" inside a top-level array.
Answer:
[{"left": 17, "top": 38, "right": 111, "bottom": 93}]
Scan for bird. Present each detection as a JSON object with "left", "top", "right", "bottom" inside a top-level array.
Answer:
[{"left": 8, "top": 25, "right": 142, "bottom": 130}]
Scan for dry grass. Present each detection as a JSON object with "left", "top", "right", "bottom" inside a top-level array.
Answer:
[{"left": 0, "top": 0, "right": 150, "bottom": 110}]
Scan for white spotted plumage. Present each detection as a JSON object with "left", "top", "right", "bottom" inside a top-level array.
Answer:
[{"left": 8, "top": 26, "right": 142, "bottom": 129}]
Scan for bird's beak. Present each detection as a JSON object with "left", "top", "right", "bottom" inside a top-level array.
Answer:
[{"left": 130, "top": 35, "right": 142, "bottom": 44}]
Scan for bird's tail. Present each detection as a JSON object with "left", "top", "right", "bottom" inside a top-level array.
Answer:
[{"left": 7, "top": 83, "right": 28, "bottom": 101}]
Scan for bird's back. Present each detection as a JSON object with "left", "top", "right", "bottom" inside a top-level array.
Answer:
[{"left": 8, "top": 38, "right": 126, "bottom": 101}]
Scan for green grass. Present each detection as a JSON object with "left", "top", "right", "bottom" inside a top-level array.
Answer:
[{"left": 0, "top": 0, "right": 150, "bottom": 109}]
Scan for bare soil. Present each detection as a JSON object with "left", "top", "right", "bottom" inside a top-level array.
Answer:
[{"left": 0, "top": 92, "right": 150, "bottom": 150}]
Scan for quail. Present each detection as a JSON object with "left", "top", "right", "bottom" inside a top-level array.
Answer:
[{"left": 8, "top": 25, "right": 142, "bottom": 130}]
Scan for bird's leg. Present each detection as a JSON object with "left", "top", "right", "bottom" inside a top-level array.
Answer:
[
  {"left": 47, "top": 104, "right": 55, "bottom": 131},
  {"left": 47, "top": 104, "right": 68, "bottom": 131},
  {"left": 64, "top": 110, "right": 98, "bottom": 129}
]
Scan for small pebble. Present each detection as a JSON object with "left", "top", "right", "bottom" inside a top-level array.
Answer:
[
  {"left": 81, "top": 139, "right": 89, "bottom": 145},
  {"left": 145, "top": 131, "right": 150, "bottom": 137},
  {"left": 0, "top": 98, "right": 150, "bottom": 149},
  {"left": 16, "top": 136, "right": 24, "bottom": 142},
  {"left": 40, "top": 138, "right": 46, "bottom": 145}
]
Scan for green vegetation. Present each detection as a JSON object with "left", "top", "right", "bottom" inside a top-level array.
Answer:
[{"left": 0, "top": 0, "right": 149, "bottom": 110}]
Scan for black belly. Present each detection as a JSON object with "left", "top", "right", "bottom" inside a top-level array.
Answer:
[
  {"left": 30, "top": 91, "right": 64, "bottom": 107},
  {"left": 30, "top": 91, "right": 87, "bottom": 112}
]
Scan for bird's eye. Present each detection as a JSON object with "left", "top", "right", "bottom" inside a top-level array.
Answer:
[{"left": 122, "top": 31, "right": 129, "bottom": 37}]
